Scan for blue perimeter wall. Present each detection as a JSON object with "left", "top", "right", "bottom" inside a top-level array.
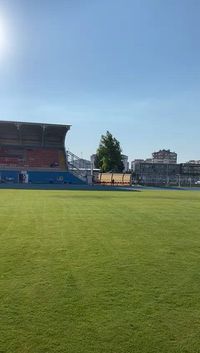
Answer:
[{"left": 0, "top": 170, "right": 85, "bottom": 184}]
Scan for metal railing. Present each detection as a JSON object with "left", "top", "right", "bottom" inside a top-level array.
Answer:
[{"left": 66, "top": 150, "right": 89, "bottom": 183}]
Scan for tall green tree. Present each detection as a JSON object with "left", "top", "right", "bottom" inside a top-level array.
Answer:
[{"left": 95, "top": 131, "right": 124, "bottom": 172}]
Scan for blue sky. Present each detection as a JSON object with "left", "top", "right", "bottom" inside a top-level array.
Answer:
[{"left": 0, "top": 0, "right": 200, "bottom": 162}]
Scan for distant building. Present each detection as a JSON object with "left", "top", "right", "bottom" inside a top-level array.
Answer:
[
  {"left": 121, "top": 155, "right": 129, "bottom": 172},
  {"left": 131, "top": 159, "right": 144, "bottom": 172},
  {"left": 152, "top": 149, "right": 177, "bottom": 164},
  {"left": 131, "top": 150, "right": 177, "bottom": 172}
]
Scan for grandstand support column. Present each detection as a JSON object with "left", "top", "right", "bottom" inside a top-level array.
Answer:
[
  {"left": 65, "top": 150, "right": 68, "bottom": 167},
  {"left": 16, "top": 123, "right": 22, "bottom": 145},
  {"left": 42, "top": 125, "right": 45, "bottom": 147},
  {"left": 91, "top": 160, "right": 93, "bottom": 176}
]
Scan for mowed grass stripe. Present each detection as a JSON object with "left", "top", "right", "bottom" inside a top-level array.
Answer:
[{"left": 1, "top": 189, "right": 200, "bottom": 353}]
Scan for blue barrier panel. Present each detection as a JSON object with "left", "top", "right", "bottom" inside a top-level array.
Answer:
[
  {"left": 28, "top": 171, "right": 85, "bottom": 184},
  {"left": 0, "top": 170, "right": 19, "bottom": 183},
  {"left": 0, "top": 170, "right": 85, "bottom": 184}
]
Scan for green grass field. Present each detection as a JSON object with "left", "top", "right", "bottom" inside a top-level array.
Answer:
[{"left": 1, "top": 189, "right": 200, "bottom": 353}]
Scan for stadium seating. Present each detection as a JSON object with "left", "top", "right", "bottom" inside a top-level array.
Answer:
[
  {"left": 112, "top": 173, "right": 123, "bottom": 184},
  {"left": 97, "top": 173, "right": 131, "bottom": 186},
  {"left": 0, "top": 146, "right": 66, "bottom": 169},
  {"left": 123, "top": 174, "right": 132, "bottom": 185},
  {"left": 0, "top": 147, "right": 25, "bottom": 168},
  {"left": 26, "top": 148, "right": 60, "bottom": 168},
  {"left": 99, "top": 173, "right": 112, "bottom": 184}
]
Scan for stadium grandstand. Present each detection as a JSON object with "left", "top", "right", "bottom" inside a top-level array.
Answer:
[{"left": 0, "top": 121, "right": 86, "bottom": 184}]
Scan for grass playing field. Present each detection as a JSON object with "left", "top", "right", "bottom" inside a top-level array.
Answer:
[{"left": 1, "top": 189, "right": 200, "bottom": 353}]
